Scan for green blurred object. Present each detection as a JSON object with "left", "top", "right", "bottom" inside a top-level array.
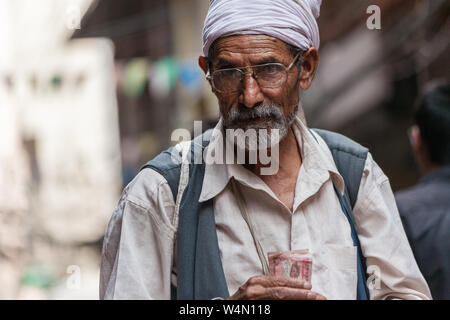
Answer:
[
  {"left": 149, "top": 57, "right": 178, "bottom": 98},
  {"left": 50, "top": 74, "right": 62, "bottom": 89},
  {"left": 124, "top": 58, "right": 149, "bottom": 99},
  {"left": 159, "top": 57, "right": 178, "bottom": 88},
  {"left": 21, "top": 265, "right": 54, "bottom": 289}
]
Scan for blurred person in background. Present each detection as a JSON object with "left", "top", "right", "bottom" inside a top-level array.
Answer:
[
  {"left": 100, "top": 0, "right": 431, "bottom": 300},
  {"left": 396, "top": 82, "right": 450, "bottom": 300}
]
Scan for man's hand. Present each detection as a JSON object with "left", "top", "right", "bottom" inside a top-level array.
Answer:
[{"left": 227, "top": 275, "right": 327, "bottom": 300}]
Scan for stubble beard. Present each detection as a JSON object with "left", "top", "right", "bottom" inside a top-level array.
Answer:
[{"left": 223, "top": 102, "right": 299, "bottom": 151}]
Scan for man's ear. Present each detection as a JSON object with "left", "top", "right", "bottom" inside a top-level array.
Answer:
[
  {"left": 409, "top": 125, "right": 423, "bottom": 156},
  {"left": 199, "top": 55, "right": 216, "bottom": 93},
  {"left": 198, "top": 56, "right": 209, "bottom": 75},
  {"left": 409, "top": 124, "right": 435, "bottom": 174},
  {"left": 298, "top": 47, "right": 319, "bottom": 91}
]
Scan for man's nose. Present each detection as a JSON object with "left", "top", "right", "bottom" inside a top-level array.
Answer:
[{"left": 239, "top": 72, "right": 264, "bottom": 109}]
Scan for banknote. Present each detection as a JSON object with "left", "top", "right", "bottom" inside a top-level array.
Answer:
[{"left": 268, "top": 249, "right": 312, "bottom": 283}]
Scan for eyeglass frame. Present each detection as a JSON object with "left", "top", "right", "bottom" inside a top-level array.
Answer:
[{"left": 206, "top": 51, "right": 303, "bottom": 94}]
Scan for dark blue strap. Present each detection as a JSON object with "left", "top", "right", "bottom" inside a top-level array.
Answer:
[
  {"left": 144, "top": 130, "right": 228, "bottom": 300},
  {"left": 177, "top": 132, "right": 229, "bottom": 299},
  {"left": 311, "top": 128, "right": 370, "bottom": 299},
  {"left": 333, "top": 184, "right": 370, "bottom": 300}
]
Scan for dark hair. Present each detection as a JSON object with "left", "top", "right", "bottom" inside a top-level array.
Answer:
[{"left": 414, "top": 82, "right": 450, "bottom": 165}]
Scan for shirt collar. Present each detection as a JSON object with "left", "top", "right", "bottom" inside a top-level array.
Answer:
[
  {"left": 198, "top": 114, "right": 345, "bottom": 203},
  {"left": 296, "top": 120, "right": 346, "bottom": 196}
]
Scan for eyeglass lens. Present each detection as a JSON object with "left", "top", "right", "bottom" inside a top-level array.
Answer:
[{"left": 212, "top": 63, "right": 287, "bottom": 93}]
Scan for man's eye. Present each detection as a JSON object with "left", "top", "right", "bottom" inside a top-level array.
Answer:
[
  {"left": 261, "top": 64, "right": 280, "bottom": 74},
  {"left": 221, "top": 69, "right": 241, "bottom": 78}
]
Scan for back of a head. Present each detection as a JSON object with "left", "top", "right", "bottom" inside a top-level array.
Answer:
[{"left": 414, "top": 82, "right": 450, "bottom": 166}]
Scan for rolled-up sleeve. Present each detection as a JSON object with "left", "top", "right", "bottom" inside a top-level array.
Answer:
[
  {"left": 352, "top": 153, "right": 432, "bottom": 300},
  {"left": 100, "top": 168, "right": 176, "bottom": 300}
]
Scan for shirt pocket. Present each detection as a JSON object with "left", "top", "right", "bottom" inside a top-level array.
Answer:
[
  {"left": 314, "top": 244, "right": 358, "bottom": 300},
  {"left": 325, "top": 244, "right": 357, "bottom": 270}
]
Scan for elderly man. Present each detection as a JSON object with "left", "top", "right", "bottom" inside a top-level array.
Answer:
[{"left": 100, "top": 0, "right": 431, "bottom": 300}]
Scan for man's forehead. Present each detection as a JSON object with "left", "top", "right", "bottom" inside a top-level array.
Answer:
[{"left": 210, "top": 34, "right": 291, "bottom": 62}]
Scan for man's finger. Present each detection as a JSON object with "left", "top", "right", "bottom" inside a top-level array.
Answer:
[
  {"left": 258, "top": 287, "right": 326, "bottom": 300},
  {"left": 247, "top": 275, "right": 312, "bottom": 290}
]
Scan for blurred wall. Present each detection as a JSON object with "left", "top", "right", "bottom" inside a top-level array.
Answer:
[{"left": 0, "top": 0, "right": 122, "bottom": 299}]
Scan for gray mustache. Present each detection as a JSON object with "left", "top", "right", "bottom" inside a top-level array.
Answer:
[{"left": 227, "top": 103, "right": 283, "bottom": 123}]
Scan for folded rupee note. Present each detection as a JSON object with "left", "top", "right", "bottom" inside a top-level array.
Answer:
[{"left": 268, "top": 249, "right": 312, "bottom": 283}]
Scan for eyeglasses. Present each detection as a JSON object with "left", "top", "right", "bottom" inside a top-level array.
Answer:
[{"left": 206, "top": 51, "right": 303, "bottom": 94}]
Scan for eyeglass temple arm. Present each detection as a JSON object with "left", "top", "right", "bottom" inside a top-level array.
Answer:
[{"left": 287, "top": 51, "right": 303, "bottom": 70}]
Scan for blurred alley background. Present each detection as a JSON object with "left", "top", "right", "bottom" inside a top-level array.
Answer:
[{"left": 0, "top": 0, "right": 448, "bottom": 299}]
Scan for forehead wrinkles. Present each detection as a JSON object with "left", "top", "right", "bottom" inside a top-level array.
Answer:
[{"left": 211, "top": 35, "right": 290, "bottom": 63}]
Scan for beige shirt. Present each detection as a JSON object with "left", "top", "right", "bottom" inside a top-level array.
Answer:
[{"left": 100, "top": 116, "right": 431, "bottom": 300}]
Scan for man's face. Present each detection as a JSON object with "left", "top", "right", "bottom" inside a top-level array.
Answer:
[{"left": 203, "top": 35, "right": 303, "bottom": 136}]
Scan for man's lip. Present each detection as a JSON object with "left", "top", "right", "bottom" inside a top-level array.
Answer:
[{"left": 233, "top": 116, "right": 272, "bottom": 126}]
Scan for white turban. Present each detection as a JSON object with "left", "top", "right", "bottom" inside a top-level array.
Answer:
[{"left": 202, "top": 0, "right": 322, "bottom": 57}]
